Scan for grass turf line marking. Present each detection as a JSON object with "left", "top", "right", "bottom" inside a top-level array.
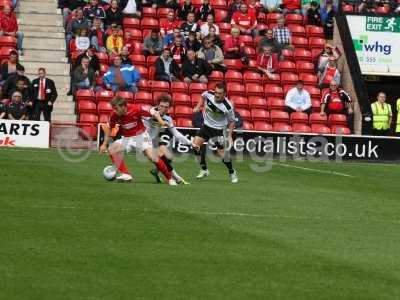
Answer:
[
  {"left": 8, "top": 204, "right": 400, "bottom": 225},
  {"left": 276, "top": 163, "right": 355, "bottom": 178}
]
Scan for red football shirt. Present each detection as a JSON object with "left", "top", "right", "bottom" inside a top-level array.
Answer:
[
  {"left": 160, "top": 20, "right": 180, "bottom": 35},
  {"left": 109, "top": 104, "right": 152, "bottom": 137},
  {"left": 231, "top": 11, "right": 257, "bottom": 29}
]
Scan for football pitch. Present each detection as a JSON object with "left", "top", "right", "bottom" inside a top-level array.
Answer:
[{"left": 1, "top": 148, "right": 400, "bottom": 299}]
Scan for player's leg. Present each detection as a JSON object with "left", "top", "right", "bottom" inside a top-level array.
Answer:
[
  {"left": 216, "top": 136, "right": 238, "bottom": 183},
  {"left": 193, "top": 135, "right": 210, "bottom": 179},
  {"left": 108, "top": 139, "right": 132, "bottom": 182},
  {"left": 149, "top": 146, "right": 163, "bottom": 183},
  {"left": 159, "top": 145, "right": 190, "bottom": 185}
]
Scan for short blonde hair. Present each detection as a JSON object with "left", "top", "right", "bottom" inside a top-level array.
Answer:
[{"left": 231, "top": 27, "right": 240, "bottom": 35}]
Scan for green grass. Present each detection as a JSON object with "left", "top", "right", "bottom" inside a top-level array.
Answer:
[{"left": 1, "top": 148, "right": 400, "bottom": 299}]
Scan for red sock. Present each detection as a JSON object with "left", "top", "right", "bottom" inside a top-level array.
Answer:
[
  {"left": 155, "top": 160, "right": 171, "bottom": 181},
  {"left": 109, "top": 153, "right": 129, "bottom": 174}
]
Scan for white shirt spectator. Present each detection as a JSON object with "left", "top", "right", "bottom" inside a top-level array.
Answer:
[
  {"left": 200, "top": 23, "right": 220, "bottom": 36},
  {"left": 285, "top": 86, "right": 311, "bottom": 111},
  {"left": 123, "top": 0, "right": 137, "bottom": 14},
  {"left": 76, "top": 36, "right": 90, "bottom": 51}
]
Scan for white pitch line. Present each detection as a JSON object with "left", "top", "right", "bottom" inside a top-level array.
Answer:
[{"left": 276, "top": 162, "right": 355, "bottom": 178}]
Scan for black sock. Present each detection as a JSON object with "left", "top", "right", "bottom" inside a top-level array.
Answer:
[
  {"left": 160, "top": 155, "right": 173, "bottom": 172},
  {"left": 222, "top": 159, "right": 234, "bottom": 174},
  {"left": 200, "top": 145, "right": 208, "bottom": 171}
]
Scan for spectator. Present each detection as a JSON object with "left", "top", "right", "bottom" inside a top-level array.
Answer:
[
  {"left": 370, "top": 92, "right": 392, "bottom": 136},
  {"left": 10, "top": 79, "right": 34, "bottom": 119},
  {"left": 197, "top": 37, "right": 226, "bottom": 72},
  {"left": 74, "top": 28, "right": 91, "bottom": 52},
  {"left": 119, "top": 0, "right": 142, "bottom": 18},
  {"left": 224, "top": 28, "right": 247, "bottom": 62},
  {"left": 66, "top": 8, "right": 90, "bottom": 55},
  {"left": 197, "top": 0, "right": 214, "bottom": 22},
  {"left": 178, "top": 0, "right": 197, "bottom": 20},
  {"left": 256, "top": 46, "right": 279, "bottom": 79},
  {"left": 120, "top": 46, "right": 133, "bottom": 65},
  {"left": 231, "top": 4, "right": 258, "bottom": 36},
  {"left": 319, "top": 57, "right": 340, "bottom": 88},
  {"left": 32, "top": 68, "right": 58, "bottom": 122},
  {"left": 7, "top": 91, "right": 27, "bottom": 120},
  {"left": 164, "top": 28, "right": 186, "bottom": 47},
  {"left": 226, "top": 0, "right": 242, "bottom": 22},
  {"left": 200, "top": 14, "right": 220, "bottom": 37},
  {"left": 89, "top": 17, "right": 107, "bottom": 52},
  {"left": 75, "top": 46, "right": 100, "bottom": 75},
  {"left": 185, "top": 31, "right": 202, "bottom": 52},
  {"left": 182, "top": 49, "right": 211, "bottom": 84},
  {"left": 72, "top": 57, "right": 96, "bottom": 92},
  {"left": 84, "top": 0, "right": 106, "bottom": 24},
  {"left": 272, "top": 16, "right": 293, "bottom": 50},
  {"left": 0, "top": 6, "right": 24, "bottom": 55},
  {"left": 206, "top": 26, "right": 223, "bottom": 49},
  {"left": 0, "top": 100, "right": 6, "bottom": 119},
  {"left": 105, "top": 0, "right": 123, "bottom": 27},
  {"left": 285, "top": 80, "right": 311, "bottom": 113},
  {"left": 180, "top": 12, "right": 200, "bottom": 39},
  {"left": 61, "top": 0, "right": 84, "bottom": 29},
  {"left": 307, "top": 1, "right": 321, "bottom": 25},
  {"left": 143, "top": 29, "right": 163, "bottom": 57},
  {"left": 282, "top": 0, "right": 301, "bottom": 14},
  {"left": 170, "top": 35, "right": 187, "bottom": 65},
  {"left": 103, "top": 55, "right": 140, "bottom": 92},
  {"left": 160, "top": 11, "right": 180, "bottom": 44},
  {"left": 260, "top": 0, "right": 282, "bottom": 12},
  {"left": 2, "top": 65, "right": 31, "bottom": 99},
  {"left": 320, "top": 80, "right": 352, "bottom": 117},
  {"left": 0, "top": 50, "right": 22, "bottom": 84},
  {"left": 152, "top": 0, "right": 179, "bottom": 10},
  {"left": 315, "top": 43, "right": 341, "bottom": 73},
  {"left": 106, "top": 25, "right": 124, "bottom": 55},
  {"left": 247, "top": 0, "right": 261, "bottom": 15},
  {"left": 155, "top": 48, "right": 181, "bottom": 82},
  {"left": 321, "top": 1, "right": 335, "bottom": 39},
  {"left": 258, "top": 29, "right": 282, "bottom": 57}
]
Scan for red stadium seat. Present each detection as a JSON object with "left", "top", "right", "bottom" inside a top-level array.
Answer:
[
  {"left": 245, "top": 83, "right": 264, "bottom": 97},
  {"left": 230, "top": 95, "right": 248, "bottom": 108},
  {"left": 172, "top": 93, "right": 191, "bottom": 105},
  {"left": 157, "top": 7, "right": 174, "bottom": 18},
  {"left": 279, "top": 61, "right": 296, "bottom": 73},
  {"left": 296, "top": 61, "right": 314, "bottom": 73},
  {"left": 123, "top": 17, "right": 140, "bottom": 29},
  {"left": 270, "top": 110, "right": 289, "bottom": 123},
  {"left": 328, "top": 114, "right": 347, "bottom": 126},
  {"left": 291, "top": 36, "right": 309, "bottom": 49},
  {"left": 189, "top": 83, "right": 207, "bottom": 95},
  {"left": 263, "top": 73, "right": 281, "bottom": 85},
  {"left": 294, "top": 48, "right": 312, "bottom": 62},
  {"left": 150, "top": 80, "right": 170, "bottom": 93},
  {"left": 225, "top": 70, "right": 243, "bottom": 83},
  {"left": 306, "top": 25, "right": 325, "bottom": 38},
  {"left": 290, "top": 111, "right": 309, "bottom": 124},
  {"left": 236, "top": 108, "right": 251, "bottom": 121},
  {"left": 218, "top": 22, "right": 232, "bottom": 33},
  {"left": 143, "top": 7, "right": 157, "bottom": 18},
  {"left": 282, "top": 49, "right": 294, "bottom": 61},
  {"left": 99, "top": 63, "right": 109, "bottom": 75},
  {"left": 124, "top": 28, "right": 142, "bottom": 41},
  {"left": 376, "top": 6, "right": 390, "bottom": 13},
  {"left": 79, "top": 123, "right": 97, "bottom": 140},
  {"left": 288, "top": 24, "right": 306, "bottom": 37},
  {"left": 129, "top": 54, "right": 146, "bottom": 66},
  {"left": 299, "top": 73, "right": 318, "bottom": 85},
  {"left": 267, "top": 97, "right": 285, "bottom": 111},
  {"left": 304, "top": 85, "right": 321, "bottom": 100},
  {"left": 342, "top": 4, "right": 354, "bottom": 12},
  {"left": 224, "top": 59, "right": 242, "bottom": 70},
  {"left": 76, "top": 89, "right": 95, "bottom": 101},
  {"left": 78, "top": 100, "right": 97, "bottom": 114},
  {"left": 135, "top": 65, "right": 149, "bottom": 80},
  {"left": 281, "top": 72, "right": 299, "bottom": 85},
  {"left": 309, "top": 37, "right": 326, "bottom": 50},
  {"left": 175, "top": 105, "right": 193, "bottom": 118},
  {"left": 153, "top": 91, "right": 170, "bottom": 103},
  {"left": 0, "top": 36, "right": 16, "bottom": 47},
  {"left": 292, "top": 123, "right": 311, "bottom": 133},
  {"left": 134, "top": 91, "right": 154, "bottom": 104},
  {"left": 137, "top": 79, "right": 151, "bottom": 91},
  {"left": 331, "top": 125, "right": 351, "bottom": 135},
  {"left": 273, "top": 123, "right": 292, "bottom": 132},
  {"left": 131, "top": 42, "right": 143, "bottom": 54},
  {"left": 256, "top": 23, "right": 268, "bottom": 32},
  {"left": 244, "top": 46, "right": 256, "bottom": 59},
  {"left": 207, "top": 82, "right": 217, "bottom": 90},
  {"left": 247, "top": 59, "right": 258, "bottom": 71},
  {"left": 176, "top": 118, "right": 193, "bottom": 127},
  {"left": 227, "top": 83, "right": 245, "bottom": 96},
  {"left": 116, "top": 91, "right": 134, "bottom": 102},
  {"left": 171, "top": 82, "right": 188, "bottom": 93},
  {"left": 211, "top": 0, "right": 227, "bottom": 9},
  {"left": 79, "top": 113, "right": 98, "bottom": 123},
  {"left": 98, "top": 101, "right": 113, "bottom": 114},
  {"left": 191, "top": 93, "right": 202, "bottom": 107},
  {"left": 266, "top": 13, "right": 282, "bottom": 24},
  {"left": 248, "top": 97, "right": 267, "bottom": 109},
  {"left": 264, "top": 84, "right": 283, "bottom": 97},
  {"left": 242, "top": 121, "right": 254, "bottom": 130},
  {"left": 95, "top": 52, "right": 109, "bottom": 64},
  {"left": 99, "top": 113, "right": 109, "bottom": 123},
  {"left": 215, "top": 9, "right": 228, "bottom": 22},
  {"left": 251, "top": 109, "right": 270, "bottom": 121},
  {"left": 282, "top": 84, "right": 293, "bottom": 96},
  {"left": 146, "top": 55, "right": 158, "bottom": 67},
  {"left": 254, "top": 121, "right": 273, "bottom": 131},
  {"left": 309, "top": 112, "right": 327, "bottom": 125},
  {"left": 0, "top": 47, "right": 16, "bottom": 61},
  {"left": 311, "top": 100, "right": 321, "bottom": 112},
  {"left": 141, "top": 18, "right": 159, "bottom": 30},
  {"left": 311, "top": 124, "right": 331, "bottom": 134},
  {"left": 95, "top": 90, "right": 114, "bottom": 102},
  {"left": 208, "top": 71, "right": 224, "bottom": 82},
  {"left": 239, "top": 35, "right": 253, "bottom": 47},
  {"left": 286, "top": 13, "right": 303, "bottom": 24}
]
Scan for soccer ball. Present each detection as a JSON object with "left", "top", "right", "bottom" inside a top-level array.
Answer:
[{"left": 103, "top": 165, "right": 117, "bottom": 181}]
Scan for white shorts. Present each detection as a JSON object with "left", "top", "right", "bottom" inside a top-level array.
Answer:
[{"left": 115, "top": 131, "right": 152, "bottom": 153}]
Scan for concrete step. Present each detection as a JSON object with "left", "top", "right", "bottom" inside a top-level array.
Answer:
[
  {"left": 22, "top": 0, "right": 57, "bottom": 3},
  {"left": 23, "top": 31, "right": 65, "bottom": 39},
  {"left": 52, "top": 107, "right": 75, "bottom": 115},
  {"left": 52, "top": 114, "right": 77, "bottom": 122},
  {"left": 24, "top": 61, "right": 70, "bottom": 76},
  {"left": 54, "top": 100, "right": 75, "bottom": 109},
  {"left": 20, "top": 50, "right": 68, "bottom": 63},
  {"left": 24, "top": 37, "right": 66, "bottom": 51},
  {"left": 18, "top": 13, "right": 62, "bottom": 27},
  {"left": 18, "top": 3, "right": 60, "bottom": 14},
  {"left": 19, "top": 25, "right": 64, "bottom": 33}
]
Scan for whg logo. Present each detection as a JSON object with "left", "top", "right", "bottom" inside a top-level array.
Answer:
[{"left": 353, "top": 35, "right": 392, "bottom": 55}]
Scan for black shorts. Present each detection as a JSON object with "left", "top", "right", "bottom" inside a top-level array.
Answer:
[{"left": 197, "top": 125, "right": 225, "bottom": 149}]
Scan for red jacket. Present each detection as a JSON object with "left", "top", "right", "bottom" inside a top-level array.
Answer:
[
  {"left": 256, "top": 53, "right": 279, "bottom": 73},
  {"left": 0, "top": 11, "right": 18, "bottom": 32},
  {"left": 224, "top": 35, "right": 244, "bottom": 54}
]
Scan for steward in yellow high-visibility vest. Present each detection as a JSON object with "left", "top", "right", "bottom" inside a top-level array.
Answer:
[
  {"left": 370, "top": 92, "right": 392, "bottom": 136},
  {"left": 396, "top": 99, "right": 400, "bottom": 135}
]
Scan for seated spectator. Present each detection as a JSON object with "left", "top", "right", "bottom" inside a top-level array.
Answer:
[
  {"left": 231, "top": 4, "right": 258, "bottom": 36},
  {"left": 178, "top": 0, "right": 197, "bottom": 20},
  {"left": 224, "top": 28, "right": 248, "bottom": 65},
  {"left": 74, "top": 28, "right": 91, "bottom": 52},
  {"left": 200, "top": 14, "right": 220, "bottom": 37},
  {"left": 282, "top": 0, "right": 301, "bottom": 14},
  {"left": 197, "top": 37, "right": 226, "bottom": 72},
  {"left": 10, "top": 78, "right": 34, "bottom": 119},
  {"left": 319, "top": 56, "right": 340, "bottom": 88},
  {"left": 180, "top": 12, "right": 200, "bottom": 39},
  {"left": 103, "top": 55, "right": 140, "bottom": 92},
  {"left": 260, "top": 0, "right": 282, "bottom": 12},
  {"left": 170, "top": 35, "right": 187, "bottom": 65},
  {"left": 151, "top": 0, "right": 179, "bottom": 10},
  {"left": 285, "top": 80, "right": 311, "bottom": 114},
  {"left": 0, "top": 6, "right": 24, "bottom": 55},
  {"left": 61, "top": 0, "right": 84, "bottom": 29},
  {"left": 185, "top": 31, "right": 202, "bottom": 52},
  {"left": 75, "top": 46, "right": 100, "bottom": 76},
  {"left": 358, "top": 0, "right": 375, "bottom": 13},
  {"left": 225, "top": 0, "right": 242, "bottom": 22},
  {"left": 66, "top": 8, "right": 90, "bottom": 55},
  {"left": 248, "top": 0, "right": 261, "bottom": 15},
  {"left": 0, "top": 100, "right": 6, "bottom": 119},
  {"left": 258, "top": 29, "right": 282, "bottom": 57},
  {"left": 321, "top": 1, "right": 335, "bottom": 39},
  {"left": 315, "top": 43, "right": 341, "bottom": 73},
  {"left": 120, "top": 0, "right": 142, "bottom": 18},
  {"left": 257, "top": 46, "right": 279, "bottom": 79},
  {"left": 272, "top": 16, "right": 293, "bottom": 50},
  {"left": 72, "top": 57, "right": 96, "bottom": 92},
  {"left": 320, "top": 80, "right": 352, "bottom": 117},
  {"left": 105, "top": 0, "right": 123, "bottom": 28},
  {"left": 205, "top": 26, "right": 223, "bottom": 50},
  {"left": 120, "top": 46, "right": 133, "bottom": 65},
  {"left": 307, "top": 1, "right": 321, "bottom": 25},
  {"left": 89, "top": 17, "right": 107, "bottom": 52},
  {"left": 2, "top": 65, "right": 31, "bottom": 99},
  {"left": 155, "top": 48, "right": 181, "bottom": 82},
  {"left": 106, "top": 25, "right": 124, "bottom": 55},
  {"left": 0, "top": 50, "right": 22, "bottom": 84},
  {"left": 160, "top": 11, "right": 180, "bottom": 45},
  {"left": 7, "top": 91, "right": 27, "bottom": 120},
  {"left": 143, "top": 29, "right": 163, "bottom": 57},
  {"left": 197, "top": 0, "right": 214, "bottom": 22},
  {"left": 164, "top": 28, "right": 186, "bottom": 47},
  {"left": 182, "top": 49, "right": 211, "bottom": 84},
  {"left": 84, "top": 0, "right": 106, "bottom": 24}
]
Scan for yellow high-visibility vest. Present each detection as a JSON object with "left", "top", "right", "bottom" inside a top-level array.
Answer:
[
  {"left": 371, "top": 101, "right": 392, "bottom": 130},
  {"left": 396, "top": 99, "right": 400, "bottom": 133}
]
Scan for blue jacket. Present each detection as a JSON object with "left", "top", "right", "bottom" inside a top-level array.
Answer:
[{"left": 103, "top": 64, "right": 140, "bottom": 87}]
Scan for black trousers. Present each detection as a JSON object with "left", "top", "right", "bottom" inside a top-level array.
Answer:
[
  {"left": 34, "top": 101, "right": 53, "bottom": 122},
  {"left": 372, "top": 129, "right": 390, "bottom": 136},
  {"left": 285, "top": 107, "right": 312, "bottom": 114}
]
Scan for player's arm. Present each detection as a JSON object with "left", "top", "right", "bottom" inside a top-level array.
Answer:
[
  {"left": 226, "top": 108, "right": 236, "bottom": 145},
  {"left": 99, "top": 124, "right": 111, "bottom": 153},
  {"left": 144, "top": 107, "right": 168, "bottom": 127},
  {"left": 169, "top": 127, "right": 192, "bottom": 145},
  {"left": 193, "top": 95, "right": 205, "bottom": 113}
]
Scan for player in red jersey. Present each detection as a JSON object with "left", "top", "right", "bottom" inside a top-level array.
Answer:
[{"left": 99, "top": 96, "right": 177, "bottom": 185}]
